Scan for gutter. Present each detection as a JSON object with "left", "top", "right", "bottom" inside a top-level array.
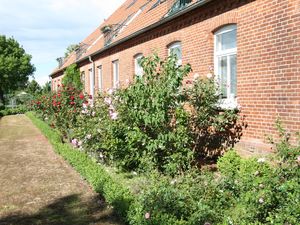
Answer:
[{"left": 51, "top": 0, "right": 212, "bottom": 76}]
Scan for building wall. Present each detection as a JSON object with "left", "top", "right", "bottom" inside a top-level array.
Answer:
[{"left": 54, "top": 0, "right": 300, "bottom": 154}]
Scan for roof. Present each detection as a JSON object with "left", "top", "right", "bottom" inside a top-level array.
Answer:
[{"left": 51, "top": 0, "right": 209, "bottom": 76}]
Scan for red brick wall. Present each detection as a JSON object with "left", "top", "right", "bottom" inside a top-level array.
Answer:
[{"left": 55, "top": 0, "right": 300, "bottom": 154}]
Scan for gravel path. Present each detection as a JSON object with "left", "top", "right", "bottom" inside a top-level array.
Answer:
[{"left": 0, "top": 115, "right": 123, "bottom": 225}]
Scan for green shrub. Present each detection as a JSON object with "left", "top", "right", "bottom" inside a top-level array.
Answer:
[
  {"left": 186, "top": 79, "right": 244, "bottom": 158},
  {"left": 128, "top": 125, "right": 299, "bottom": 225},
  {"left": 30, "top": 84, "right": 88, "bottom": 138},
  {"left": 0, "top": 105, "right": 28, "bottom": 116},
  {"left": 72, "top": 54, "right": 243, "bottom": 175},
  {"left": 62, "top": 64, "right": 83, "bottom": 90},
  {"left": 128, "top": 169, "right": 230, "bottom": 225}
]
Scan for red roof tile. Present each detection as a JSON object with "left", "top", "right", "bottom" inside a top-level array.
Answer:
[{"left": 51, "top": 0, "right": 201, "bottom": 76}]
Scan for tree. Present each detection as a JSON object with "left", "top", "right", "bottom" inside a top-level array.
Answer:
[
  {"left": 26, "top": 79, "right": 41, "bottom": 95},
  {"left": 0, "top": 35, "right": 35, "bottom": 105},
  {"left": 64, "top": 44, "right": 79, "bottom": 58},
  {"left": 62, "top": 64, "right": 82, "bottom": 90},
  {"left": 42, "top": 81, "right": 51, "bottom": 94}
]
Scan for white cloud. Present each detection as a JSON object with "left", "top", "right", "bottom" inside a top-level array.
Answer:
[{"left": 0, "top": 0, "right": 123, "bottom": 85}]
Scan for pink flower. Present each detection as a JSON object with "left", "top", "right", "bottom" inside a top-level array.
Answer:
[
  {"left": 110, "top": 112, "right": 118, "bottom": 120},
  {"left": 259, "top": 198, "right": 264, "bottom": 204},
  {"left": 206, "top": 73, "right": 213, "bottom": 79},
  {"left": 107, "top": 88, "right": 114, "bottom": 95},
  {"left": 71, "top": 139, "right": 78, "bottom": 147},
  {"left": 145, "top": 212, "right": 150, "bottom": 220},
  {"left": 104, "top": 97, "right": 112, "bottom": 105},
  {"left": 193, "top": 73, "right": 200, "bottom": 80}
]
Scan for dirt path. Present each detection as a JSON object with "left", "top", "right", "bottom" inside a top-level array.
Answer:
[{"left": 0, "top": 115, "right": 124, "bottom": 225}]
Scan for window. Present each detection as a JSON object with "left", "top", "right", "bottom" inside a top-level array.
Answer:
[
  {"left": 134, "top": 54, "right": 144, "bottom": 77},
  {"left": 89, "top": 68, "right": 94, "bottom": 97},
  {"left": 97, "top": 65, "right": 103, "bottom": 92},
  {"left": 168, "top": 41, "right": 182, "bottom": 66},
  {"left": 112, "top": 60, "right": 119, "bottom": 88},
  {"left": 214, "top": 25, "right": 237, "bottom": 101},
  {"left": 81, "top": 71, "right": 85, "bottom": 91},
  {"left": 167, "top": 0, "right": 192, "bottom": 16}
]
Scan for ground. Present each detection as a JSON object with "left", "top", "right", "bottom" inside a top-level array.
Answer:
[{"left": 0, "top": 115, "right": 124, "bottom": 225}]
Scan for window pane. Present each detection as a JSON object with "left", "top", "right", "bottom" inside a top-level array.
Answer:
[
  {"left": 98, "top": 66, "right": 102, "bottom": 91},
  {"left": 135, "top": 55, "right": 143, "bottom": 76},
  {"left": 218, "top": 56, "right": 227, "bottom": 98},
  {"left": 113, "top": 60, "right": 119, "bottom": 88},
  {"left": 217, "top": 29, "right": 237, "bottom": 51},
  {"left": 230, "top": 54, "right": 237, "bottom": 96},
  {"left": 171, "top": 47, "right": 182, "bottom": 59}
]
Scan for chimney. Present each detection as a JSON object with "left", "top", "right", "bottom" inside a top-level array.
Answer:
[{"left": 56, "top": 57, "right": 64, "bottom": 68}]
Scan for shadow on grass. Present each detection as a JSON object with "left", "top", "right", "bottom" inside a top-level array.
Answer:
[{"left": 0, "top": 194, "right": 124, "bottom": 225}]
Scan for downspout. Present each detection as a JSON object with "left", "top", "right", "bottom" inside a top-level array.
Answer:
[{"left": 88, "top": 56, "right": 95, "bottom": 102}]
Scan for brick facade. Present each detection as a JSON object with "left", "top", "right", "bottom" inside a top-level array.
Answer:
[{"left": 50, "top": 0, "right": 300, "bottom": 155}]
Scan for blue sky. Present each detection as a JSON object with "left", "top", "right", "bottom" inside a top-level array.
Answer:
[{"left": 0, "top": 0, "right": 123, "bottom": 85}]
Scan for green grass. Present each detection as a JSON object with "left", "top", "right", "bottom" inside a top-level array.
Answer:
[{"left": 26, "top": 112, "right": 134, "bottom": 222}]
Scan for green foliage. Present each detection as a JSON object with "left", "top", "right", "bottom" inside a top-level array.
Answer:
[
  {"left": 29, "top": 85, "right": 88, "bottom": 137},
  {"left": 27, "top": 107, "right": 300, "bottom": 224},
  {"left": 104, "top": 54, "right": 193, "bottom": 174},
  {"left": 0, "top": 35, "right": 35, "bottom": 104},
  {"left": 41, "top": 81, "right": 51, "bottom": 94},
  {"left": 0, "top": 105, "right": 28, "bottom": 117},
  {"left": 26, "top": 79, "right": 42, "bottom": 95},
  {"left": 128, "top": 170, "right": 224, "bottom": 225},
  {"left": 64, "top": 44, "right": 79, "bottom": 58},
  {"left": 72, "top": 54, "right": 242, "bottom": 175},
  {"left": 26, "top": 112, "right": 134, "bottom": 221},
  {"left": 62, "top": 64, "right": 82, "bottom": 90},
  {"left": 128, "top": 137, "right": 299, "bottom": 225},
  {"left": 186, "top": 78, "right": 244, "bottom": 158},
  {"left": 216, "top": 139, "right": 300, "bottom": 224}
]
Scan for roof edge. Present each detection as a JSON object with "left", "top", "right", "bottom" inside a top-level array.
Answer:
[{"left": 50, "top": 0, "right": 213, "bottom": 77}]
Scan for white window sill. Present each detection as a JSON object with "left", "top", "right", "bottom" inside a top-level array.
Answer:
[{"left": 218, "top": 97, "right": 239, "bottom": 110}]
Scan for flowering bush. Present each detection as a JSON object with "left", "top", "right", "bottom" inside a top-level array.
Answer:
[
  {"left": 128, "top": 130, "right": 300, "bottom": 225},
  {"left": 72, "top": 54, "right": 243, "bottom": 174},
  {"left": 185, "top": 77, "right": 245, "bottom": 159},
  {"left": 30, "top": 84, "right": 88, "bottom": 138}
]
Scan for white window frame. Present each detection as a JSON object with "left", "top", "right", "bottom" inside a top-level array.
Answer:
[
  {"left": 168, "top": 41, "right": 182, "bottom": 66},
  {"left": 214, "top": 24, "right": 237, "bottom": 109},
  {"left": 97, "top": 65, "right": 103, "bottom": 92},
  {"left": 89, "top": 68, "right": 94, "bottom": 98},
  {"left": 134, "top": 54, "right": 144, "bottom": 77},
  {"left": 112, "top": 60, "right": 119, "bottom": 88},
  {"left": 81, "top": 71, "right": 85, "bottom": 92}
]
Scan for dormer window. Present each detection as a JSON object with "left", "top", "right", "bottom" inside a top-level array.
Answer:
[{"left": 167, "top": 0, "right": 192, "bottom": 15}]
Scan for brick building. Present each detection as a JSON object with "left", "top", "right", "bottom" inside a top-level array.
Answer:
[{"left": 50, "top": 0, "right": 300, "bottom": 154}]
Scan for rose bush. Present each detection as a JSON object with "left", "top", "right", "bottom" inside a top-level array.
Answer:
[{"left": 30, "top": 83, "right": 88, "bottom": 138}]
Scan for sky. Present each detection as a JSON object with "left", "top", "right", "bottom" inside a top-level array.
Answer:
[{"left": 0, "top": 0, "right": 123, "bottom": 85}]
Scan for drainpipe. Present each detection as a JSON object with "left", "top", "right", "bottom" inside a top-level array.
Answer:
[{"left": 88, "top": 56, "right": 95, "bottom": 102}]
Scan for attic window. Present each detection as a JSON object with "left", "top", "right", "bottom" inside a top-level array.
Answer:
[
  {"left": 126, "top": 0, "right": 137, "bottom": 9},
  {"left": 167, "top": 0, "right": 192, "bottom": 16}
]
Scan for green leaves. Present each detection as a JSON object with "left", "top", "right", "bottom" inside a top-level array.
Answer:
[
  {"left": 62, "top": 64, "right": 83, "bottom": 90},
  {"left": 0, "top": 35, "right": 35, "bottom": 104}
]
